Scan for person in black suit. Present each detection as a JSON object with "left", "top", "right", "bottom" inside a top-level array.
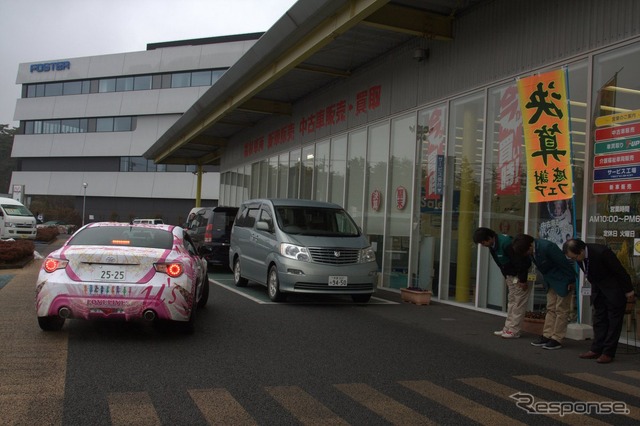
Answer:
[{"left": 563, "top": 238, "right": 637, "bottom": 364}]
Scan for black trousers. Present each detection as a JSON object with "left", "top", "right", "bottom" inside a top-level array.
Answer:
[{"left": 590, "top": 291, "right": 627, "bottom": 357}]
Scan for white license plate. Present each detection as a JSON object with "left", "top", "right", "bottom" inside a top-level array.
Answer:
[
  {"left": 93, "top": 266, "right": 126, "bottom": 281},
  {"left": 328, "top": 275, "right": 347, "bottom": 286}
]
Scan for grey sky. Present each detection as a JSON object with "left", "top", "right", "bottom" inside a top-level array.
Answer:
[{"left": 0, "top": 0, "right": 297, "bottom": 127}]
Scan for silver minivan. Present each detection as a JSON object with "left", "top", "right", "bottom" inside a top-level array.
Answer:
[{"left": 229, "top": 199, "right": 378, "bottom": 302}]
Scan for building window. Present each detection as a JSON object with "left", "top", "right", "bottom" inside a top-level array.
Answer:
[
  {"left": 23, "top": 68, "right": 227, "bottom": 99},
  {"left": 99, "top": 78, "right": 116, "bottom": 93},
  {"left": 116, "top": 77, "right": 134, "bottom": 92},
  {"left": 134, "top": 75, "right": 152, "bottom": 91},
  {"left": 44, "top": 83, "right": 63, "bottom": 97},
  {"left": 63, "top": 81, "right": 82, "bottom": 95},
  {"left": 96, "top": 117, "right": 114, "bottom": 132},
  {"left": 191, "top": 71, "right": 211, "bottom": 87},
  {"left": 171, "top": 72, "right": 191, "bottom": 88}
]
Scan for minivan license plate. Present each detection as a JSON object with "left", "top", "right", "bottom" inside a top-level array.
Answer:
[{"left": 328, "top": 276, "right": 347, "bottom": 286}]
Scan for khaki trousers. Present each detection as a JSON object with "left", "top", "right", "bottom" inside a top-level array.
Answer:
[
  {"left": 504, "top": 275, "right": 533, "bottom": 334},
  {"left": 543, "top": 288, "right": 574, "bottom": 343}
]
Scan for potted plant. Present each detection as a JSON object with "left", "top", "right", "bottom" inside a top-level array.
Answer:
[
  {"left": 522, "top": 310, "right": 546, "bottom": 335},
  {"left": 400, "top": 286, "right": 432, "bottom": 305}
]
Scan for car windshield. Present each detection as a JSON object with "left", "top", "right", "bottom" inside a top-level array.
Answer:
[
  {"left": 1, "top": 204, "right": 33, "bottom": 217},
  {"left": 275, "top": 206, "right": 360, "bottom": 236},
  {"left": 67, "top": 226, "right": 173, "bottom": 249}
]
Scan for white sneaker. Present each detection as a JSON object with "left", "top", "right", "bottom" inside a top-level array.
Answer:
[
  {"left": 493, "top": 329, "right": 505, "bottom": 336},
  {"left": 501, "top": 330, "right": 520, "bottom": 339}
]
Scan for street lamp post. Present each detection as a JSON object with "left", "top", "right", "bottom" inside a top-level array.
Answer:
[{"left": 82, "top": 182, "right": 88, "bottom": 226}]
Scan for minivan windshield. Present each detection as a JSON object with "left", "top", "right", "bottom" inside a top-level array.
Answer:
[
  {"left": 1, "top": 204, "right": 33, "bottom": 217},
  {"left": 275, "top": 206, "right": 360, "bottom": 236}
]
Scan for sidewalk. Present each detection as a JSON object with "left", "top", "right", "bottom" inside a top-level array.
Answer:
[{"left": 0, "top": 236, "right": 67, "bottom": 424}]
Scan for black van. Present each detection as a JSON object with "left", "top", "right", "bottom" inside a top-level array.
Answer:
[{"left": 186, "top": 206, "right": 239, "bottom": 269}]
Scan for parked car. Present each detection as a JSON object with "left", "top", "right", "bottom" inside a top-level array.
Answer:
[
  {"left": 229, "top": 199, "right": 378, "bottom": 303},
  {"left": 36, "top": 220, "right": 77, "bottom": 234},
  {"left": 186, "top": 206, "right": 238, "bottom": 270},
  {"left": 0, "top": 197, "right": 37, "bottom": 240},
  {"left": 132, "top": 218, "right": 164, "bottom": 225},
  {"left": 35, "top": 222, "right": 209, "bottom": 332}
]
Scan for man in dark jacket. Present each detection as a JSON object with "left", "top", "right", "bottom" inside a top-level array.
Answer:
[
  {"left": 563, "top": 238, "right": 636, "bottom": 364},
  {"left": 474, "top": 227, "right": 532, "bottom": 338},
  {"left": 512, "top": 233, "right": 577, "bottom": 350}
]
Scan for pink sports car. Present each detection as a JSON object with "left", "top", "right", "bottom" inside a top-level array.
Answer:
[{"left": 36, "top": 222, "right": 209, "bottom": 332}]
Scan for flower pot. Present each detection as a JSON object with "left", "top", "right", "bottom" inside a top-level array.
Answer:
[
  {"left": 400, "top": 288, "right": 432, "bottom": 305},
  {"left": 521, "top": 317, "right": 545, "bottom": 336}
]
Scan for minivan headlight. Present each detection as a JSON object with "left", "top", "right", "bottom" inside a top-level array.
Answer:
[
  {"left": 280, "top": 243, "right": 311, "bottom": 262},
  {"left": 360, "top": 246, "right": 376, "bottom": 263}
]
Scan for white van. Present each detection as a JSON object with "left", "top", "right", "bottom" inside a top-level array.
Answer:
[
  {"left": 0, "top": 197, "right": 37, "bottom": 240},
  {"left": 132, "top": 218, "right": 164, "bottom": 225}
]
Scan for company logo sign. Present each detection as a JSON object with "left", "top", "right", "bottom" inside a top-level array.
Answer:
[{"left": 30, "top": 61, "right": 70, "bottom": 73}]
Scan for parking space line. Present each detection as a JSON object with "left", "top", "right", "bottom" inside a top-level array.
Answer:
[{"left": 210, "top": 278, "right": 398, "bottom": 305}]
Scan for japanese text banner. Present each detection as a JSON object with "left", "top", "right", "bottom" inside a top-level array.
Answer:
[{"left": 517, "top": 69, "right": 573, "bottom": 202}]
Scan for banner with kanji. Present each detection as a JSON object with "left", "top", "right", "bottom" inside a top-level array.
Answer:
[
  {"left": 496, "top": 85, "right": 523, "bottom": 195},
  {"left": 517, "top": 69, "right": 573, "bottom": 202}
]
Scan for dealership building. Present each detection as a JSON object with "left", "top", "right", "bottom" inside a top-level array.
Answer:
[{"left": 13, "top": 0, "right": 640, "bottom": 324}]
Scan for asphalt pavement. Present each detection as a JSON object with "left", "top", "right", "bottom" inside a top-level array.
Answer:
[{"left": 1, "top": 235, "right": 639, "bottom": 425}]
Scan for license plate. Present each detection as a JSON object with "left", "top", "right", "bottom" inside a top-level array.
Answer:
[
  {"left": 93, "top": 266, "right": 126, "bottom": 281},
  {"left": 328, "top": 275, "right": 347, "bottom": 286}
]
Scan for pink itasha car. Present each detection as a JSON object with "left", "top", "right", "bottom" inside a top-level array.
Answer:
[{"left": 36, "top": 222, "right": 209, "bottom": 332}]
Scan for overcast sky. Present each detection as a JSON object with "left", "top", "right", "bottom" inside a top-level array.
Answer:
[{"left": 0, "top": 0, "right": 298, "bottom": 127}]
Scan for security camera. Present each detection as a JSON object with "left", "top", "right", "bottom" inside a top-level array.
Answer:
[{"left": 413, "top": 48, "right": 429, "bottom": 62}]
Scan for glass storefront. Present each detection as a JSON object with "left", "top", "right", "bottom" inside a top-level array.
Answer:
[{"left": 219, "top": 38, "right": 640, "bottom": 316}]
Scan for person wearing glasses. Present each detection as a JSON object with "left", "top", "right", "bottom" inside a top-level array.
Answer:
[{"left": 563, "top": 238, "right": 636, "bottom": 364}]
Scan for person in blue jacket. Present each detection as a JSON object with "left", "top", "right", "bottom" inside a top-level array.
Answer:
[
  {"left": 512, "top": 233, "right": 577, "bottom": 350},
  {"left": 474, "top": 227, "right": 532, "bottom": 338}
]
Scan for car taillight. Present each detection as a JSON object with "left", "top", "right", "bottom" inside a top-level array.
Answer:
[
  {"left": 154, "top": 262, "right": 184, "bottom": 278},
  {"left": 43, "top": 258, "right": 68, "bottom": 273},
  {"left": 204, "top": 224, "right": 213, "bottom": 243}
]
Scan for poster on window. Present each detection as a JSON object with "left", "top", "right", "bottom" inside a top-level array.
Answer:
[
  {"left": 538, "top": 199, "right": 574, "bottom": 249},
  {"left": 517, "top": 68, "right": 574, "bottom": 203},
  {"left": 419, "top": 106, "right": 447, "bottom": 201},
  {"left": 496, "top": 85, "right": 523, "bottom": 195}
]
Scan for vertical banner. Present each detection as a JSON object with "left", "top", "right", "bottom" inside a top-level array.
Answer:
[
  {"left": 497, "top": 85, "right": 524, "bottom": 195},
  {"left": 421, "top": 107, "right": 446, "bottom": 201},
  {"left": 517, "top": 69, "right": 573, "bottom": 203}
]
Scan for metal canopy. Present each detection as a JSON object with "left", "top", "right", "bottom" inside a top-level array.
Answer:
[{"left": 145, "top": 0, "right": 481, "bottom": 166}]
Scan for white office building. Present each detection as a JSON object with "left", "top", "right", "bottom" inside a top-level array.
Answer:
[{"left": 10, "top": 33, "right": 261, "bottom": 224}]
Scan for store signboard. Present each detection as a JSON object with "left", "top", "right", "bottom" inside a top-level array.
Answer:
[
  {"left": 593, "top": 137, "right": 640, "bottom": 155},
  {"left": 593, "top": 151, "right": 640, "bottom": 168},
  {"left": 593, "top": 179, "right": 640, "bottom": 194},
  {"left": 593, "top": 166, "right": 640, "bottom": 181}
]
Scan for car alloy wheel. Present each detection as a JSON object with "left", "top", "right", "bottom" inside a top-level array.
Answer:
[
  {"left": 267, "top": 265, "right": 285, "bottom": 302},
  {"left": 233, "top": 258, "right": 248, "bottom": 287}
]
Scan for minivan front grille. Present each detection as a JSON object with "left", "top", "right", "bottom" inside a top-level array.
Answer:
[{"left": 308, "top": 248, "right": 359, "bottom": 265}]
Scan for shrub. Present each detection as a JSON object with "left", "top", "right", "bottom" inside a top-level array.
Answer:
[
  {"left": 36, "top": 227, "right": 59, "bottom": 242},
  {"left": 0, "top": 240, "right": 35, "bottom": 263}
]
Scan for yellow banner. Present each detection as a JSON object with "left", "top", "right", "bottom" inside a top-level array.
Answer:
[{"left": 517, "top": 69, "right": 573, "bottom": 203}]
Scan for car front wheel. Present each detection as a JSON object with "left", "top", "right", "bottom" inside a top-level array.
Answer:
[
  {"left": 233, "top": 258, "right": 248, "bottom": 287},
  {"left": 351, "top": 294, "right": 371, "bottom": 303},
  {"left": 267, "top": 265, "right": 286, "bottom": 302}
]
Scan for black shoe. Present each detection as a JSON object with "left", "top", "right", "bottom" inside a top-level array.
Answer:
[
  {"left": 542, "top": 339, "right": 562, "bottom": 350},
  {"left": 531, "top": 336, "right": 551, "bottom": 347}
]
